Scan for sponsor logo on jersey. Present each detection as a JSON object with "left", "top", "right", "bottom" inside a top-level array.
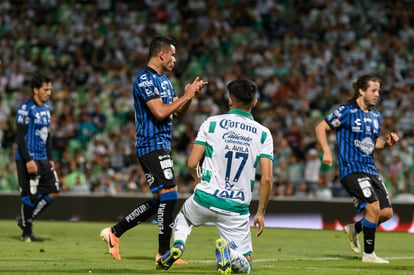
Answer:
[
  {"left": 213, "top": 189, "right": 245, "bottom": 201},
  {"left": 354, "top": 137, "right": 374, "bottom": 155},
  {"left": 35, "top": 127, "right": 49, "bottom": 143},
  {"left": 222, "top": 131, "right": 252, "bottom": 146},
  {"left": 219, "top": 119, "right": 257, "bottom": 134},
  {"left": 138, "top": 80, "right": 154, "bottom": 88},
  {"left": 17, "top": 109, "right": 28, "bottom": 116}
]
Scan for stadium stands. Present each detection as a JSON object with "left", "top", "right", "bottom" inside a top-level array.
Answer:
[{"left": 0, "top": 0, "right": 413, "bottom": 200}]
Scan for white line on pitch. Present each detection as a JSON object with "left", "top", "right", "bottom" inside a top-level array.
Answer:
[{"left": 190, "top": 255, "right": 414, "bottom": 264}]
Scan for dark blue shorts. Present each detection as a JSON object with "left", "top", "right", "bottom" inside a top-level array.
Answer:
[
  {"left": 138, "top": 150, "right": 177, "bottom": 193},
  {"left": 16, "top": 160, "right": 60, "bottom": 196},
  {"left": 341, "top": 173, "right": 392, "bottom": 211}
]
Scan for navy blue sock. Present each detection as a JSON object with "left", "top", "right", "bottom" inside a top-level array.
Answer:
[
  {"left": 158, "top": 191, "right": 178, "bottom": 255},
  {"left": 31, "top": 194, "right": 53, "bottom": 220},
  {"left": 355, "top": 219, "right": 362, "bottom": 233},
  {"left": 112, "top": 198, "right": 159, "bottom": 237},
  {"left": 20, "top": 196, "right": 34, "bottom": 234},
  {"left": 362, "top": 219, "right": 377, "bottom": 254}
]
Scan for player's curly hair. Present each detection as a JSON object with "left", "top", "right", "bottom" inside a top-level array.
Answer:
[{"left": 31, "top": 73, "right": 51, "bottom": 91}]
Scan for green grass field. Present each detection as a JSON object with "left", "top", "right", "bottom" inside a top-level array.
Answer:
[{"left": 0, "top": 220, "right": 413, "bottom": 274}]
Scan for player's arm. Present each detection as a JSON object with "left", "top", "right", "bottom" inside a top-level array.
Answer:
[
  {"left": 315, "top": 120, "right": 333, "bottom": 167},
  {"left": 173, "top": 96, "right": 192, "bottom": 118},
  {"left": 187, "top": 143, "right": 205, "bottom": 183},
  {"left": 16, "top": 123, "right": 30, "bottom": 162},
  {"left": 16, "top": 123, "right": 37, "bottom": 174},
  {"left": 146, "top": 94, "right": 193, "bottom": 120},
  {"left": 146, "top": 76, "right": 207, "bottom": 120},
  {"left": 253, "top": 156, "right": 273, "bottom": 237},
  {"left": 375, "top": 132, "right": 399, "bottom": 150},
  {"left": 46, "top": 133, "right": 55, "bottom": 169}
]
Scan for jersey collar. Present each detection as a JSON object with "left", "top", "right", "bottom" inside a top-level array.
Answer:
[
  {"left": 146, "top": 65, "right": 159, "bottom": 75},
  {"left": 228, "top": 109, "right": 254, "bottom": 120},
  {"left": 350, "top": 99, "right": 372, "bottom": 112}
]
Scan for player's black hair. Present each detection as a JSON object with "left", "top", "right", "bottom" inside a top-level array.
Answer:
[
  {"left": 31, "top": 73, "right": 51, "bottom": 91},
  {"left": 351, "top": 74, "right": 382, "bottom": 100},
  {"left": 227, "top": 79, "right": 257, "bottom": 106},
  {"left": 149, "top": 36, "right": 176, "bottom": 58}
]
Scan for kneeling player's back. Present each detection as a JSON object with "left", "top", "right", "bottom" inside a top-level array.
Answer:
[{"left": 194, "top": 111, "right": 273, "bottom": 205}]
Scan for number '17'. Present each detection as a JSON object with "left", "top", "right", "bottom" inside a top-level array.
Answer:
[{"left": 224, "top": 151, "right": 248, "bottom": 182}]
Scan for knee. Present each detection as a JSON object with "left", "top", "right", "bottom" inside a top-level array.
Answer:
[
  {"left": 364, "top": 203, "right": 381, "bottom": 221},
  {"left": 161, "top": 186, "right": 178, "bottom": 194},
  {"left": 380, "top": 208, "right": 393, "bottom": 222}
]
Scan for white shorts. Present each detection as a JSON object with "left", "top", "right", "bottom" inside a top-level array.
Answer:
[{"left": 181, "top": 195, "right": 252, "bottom": 255}]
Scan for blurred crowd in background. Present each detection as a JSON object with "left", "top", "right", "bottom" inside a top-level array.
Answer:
[{"left": 0, "top": 0, "right": 413, "bottom": 200}]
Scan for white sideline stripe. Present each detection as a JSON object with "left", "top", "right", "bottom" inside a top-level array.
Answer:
[{"left": 191, "top": 255, "right": 414, "bottom": 264}]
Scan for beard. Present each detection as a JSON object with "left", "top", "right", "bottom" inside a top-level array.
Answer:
[{"left": 364, "top": 97, "right": 376, "bottom": 108}]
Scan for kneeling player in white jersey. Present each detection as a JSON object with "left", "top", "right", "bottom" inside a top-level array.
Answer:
[{"left": 156, "top": 79, "right": 274, "bottom": 273}]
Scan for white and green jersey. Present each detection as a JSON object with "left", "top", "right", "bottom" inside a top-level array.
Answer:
[{"left": 193, "top": 109, "right": 273, "bottom": 215}]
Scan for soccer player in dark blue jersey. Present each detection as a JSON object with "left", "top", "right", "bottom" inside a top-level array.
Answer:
[
  {"left": 100, "top": 36, "right": 207, "bottom": 264},
  {"left": 315, "top": 74, "right": 399, "bottom": 263},
  {"left": 15, "top": 73, "right": 60, "bottom": 242}
]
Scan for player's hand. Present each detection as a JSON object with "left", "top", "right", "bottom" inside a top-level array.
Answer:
[
  {"left": 26, "top": 160, "right": 38, "bottom": 175},
  {"left": 253, "top": 214, "right": 265, "bottom": 237},
  {"left": 183, "top": 77, "right": 208, "bottom": 99},
  {"left": 322, "top": 150, "right": 333, "bottom": 166},
  {"left": 191, "top": 76, "right": 208, "bottom": 94},
  {"left": 386, "top": 132, "right": 399, "bottom": 146}
]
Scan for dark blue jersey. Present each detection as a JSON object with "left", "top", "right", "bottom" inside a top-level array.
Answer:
[
  {"left": 15, "top": 98, "right": 51, "bottom": 161},
  {"left": 325, "top": 101, "right": 382, "bottom": 179},
  {"left": 132, "top": 66, "right": 176, "bottom": 157}
]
